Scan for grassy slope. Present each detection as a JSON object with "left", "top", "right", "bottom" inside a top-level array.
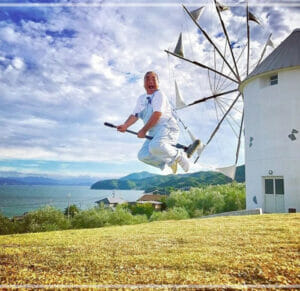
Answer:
[{"left": 0, "top": 214, "right": 299, "bottom": 285}]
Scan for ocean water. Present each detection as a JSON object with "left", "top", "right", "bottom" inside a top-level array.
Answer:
[{"left": 0, "top": 185, "right": 144, "bottom": 218}]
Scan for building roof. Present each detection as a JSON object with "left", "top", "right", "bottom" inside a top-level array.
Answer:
[
  {"left": 246, "top": 28, "right": 300, "bottom": 80},
  {"left": 95, "top": 197, "right": 127, "bottom": 204},
  {"left": 137, "top": 194, "right": 164, "bottom": 202},
  {"left": 137, "top": 200, "right": 163, "bottom": 205},
  {"left": 11, "top": 212, "right": 28, "bottom": 221}
]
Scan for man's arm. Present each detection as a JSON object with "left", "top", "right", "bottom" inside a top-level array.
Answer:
[
  {"left": 117, "top": 114, "right": 138, "bottom": 132},
  {"left": 137, "top": 111, "right": 162, "bottom": 138}
]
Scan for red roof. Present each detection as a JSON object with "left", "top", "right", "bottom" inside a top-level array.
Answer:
[{"left": 137, "top": 194, "right": 164, "bottom": 202}]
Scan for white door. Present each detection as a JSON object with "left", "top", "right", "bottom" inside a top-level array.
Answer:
[{"left": 264, "top": 177, "right": 285, "bottom": 213}]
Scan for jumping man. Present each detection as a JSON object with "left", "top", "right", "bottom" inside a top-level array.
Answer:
[{"left": 117, "top": 71, "right": 190, "bottom": 173}]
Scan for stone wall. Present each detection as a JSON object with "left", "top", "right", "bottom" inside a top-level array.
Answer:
[{"left": 202, "top": 208, "right": 263, "bottom": 219}]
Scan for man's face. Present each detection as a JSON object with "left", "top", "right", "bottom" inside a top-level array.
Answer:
[{"left": 144, "top": 72, "right": 159, "bottom": 94}]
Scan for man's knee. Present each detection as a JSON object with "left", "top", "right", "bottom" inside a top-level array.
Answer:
[
  {"left": 138, "top": 149, "right": 150, "bottom": 162},
  {"left": 149, "top": 142, "right": 167, "bottom": 156}
]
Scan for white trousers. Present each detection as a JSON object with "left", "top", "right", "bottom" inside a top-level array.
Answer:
[{"left": 138, "top": 123, "right": 180, "bottom": 170}]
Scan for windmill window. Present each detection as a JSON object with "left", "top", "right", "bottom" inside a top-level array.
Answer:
[
  {"left": 265, "top": 179, "right": 274, "bottom": 194},
  {"left": 270, "top": 74, "right": 278, "bottom": 86},
  {"left": 264, "top": 177, "right": 284, "bottom": 195},
  {"left": 275, "top": 179, "right": 284, "bottom": 194}
]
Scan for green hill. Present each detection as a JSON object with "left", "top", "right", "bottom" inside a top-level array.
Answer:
[
  {"left": 91, "top": 165, "right": 245, "bottom": 191},
  {"left": 119, "top": 171, "right": 156, "bottom": 181},
  {"left": 0, "top": 214, "right": 298, "bottom": 286},
  {"left": 91, "top": 179, "right": 137, "bottom": 190}
]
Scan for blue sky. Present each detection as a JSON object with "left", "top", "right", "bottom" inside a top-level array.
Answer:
[{"left": 0, "top": 0, "right": 299, "bottom": 179}]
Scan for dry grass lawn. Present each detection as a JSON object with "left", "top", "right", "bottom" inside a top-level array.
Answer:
[{"left": 0, "top": 214, "right": 299, "bottom": 287}]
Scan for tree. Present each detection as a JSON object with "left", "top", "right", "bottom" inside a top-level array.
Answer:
[
  {"left": 0, "top": 213, "right": 14, "bottom": 235},
  {"left": 64, "top": 204, "right": 80, "bottom": 218},
  {"left": 22, "top": 206, "right": 70, "bottom": 232},
  {"left": 129, "top": 203, "right": 154, "bottom": 219}
]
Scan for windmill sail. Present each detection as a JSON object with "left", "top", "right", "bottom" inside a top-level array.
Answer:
[
  {"left": 216, "top": 164, "right": 236, "bottom": 180},
  {"left": 216, "top": 1, "right": 229, "bottom": 12},
  {"left": 175, "top": 80, "right": 186, "bottom": 109},
  {"left": 190, "top": 7, "right": 204, "bottom": 21},
  {"left": 248, "top": 11, "right": 260, "bottom": 25},
  {"left": 266, "top": 34, "right": 275, "bottom": 48},
  {"left": 256, "top": 34, "right": 275, "bottom": 66},
  {"left": 174, "top": 32, "right": 184, "bottom": 57}
]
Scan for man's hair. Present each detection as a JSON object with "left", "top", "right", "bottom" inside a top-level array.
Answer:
[{"left": 144, "top": 71, "right": 159, "bottom": 82}]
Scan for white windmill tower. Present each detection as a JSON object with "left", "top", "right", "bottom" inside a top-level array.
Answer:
[{"left": 239, "top": 29, "right": 300, "bottom": 213}]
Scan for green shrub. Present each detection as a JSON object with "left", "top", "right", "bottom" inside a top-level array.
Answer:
[
  {"left": 129, "top": 203, "right": 154, "bottom": 218},
  {"left": 109, "top": 205, "right": 148, "bottom": 225},
  {"left": 71, "top": 205, "right": 148, "bottom": 229},
  {"left": 109, "top": 207, "right": 135, "bottom": 225},
  {"left": 64, "top": 204, "right": 80, "bottom": 218},
  {"left": 166, "top": 183, "right": 245, "bottom": 216},
  {"left": 150, "top": 207, "right": 190, "bottom": 221},
  {"left": 0, "top": 213, "right": 14, "bottom": 235},
  {"left": 195, "top": 189, "right": 225, "bottom": 215},
  {"left": 192, "top": 208, "right": 204, "bottom": 218},
  {"left": 222, "top": 183, "right": 246, "bottom": 211},
  {"left": 71, "top": 207, "right": 111, "bottom": 229},
  {"left": 131, "top": 214, "right": 148, "bottom": 224},
  {"left": 22, "top": 206, "right": 70, "bottom": 233}
]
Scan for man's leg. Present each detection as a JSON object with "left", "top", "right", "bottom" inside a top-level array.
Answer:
[
  {"left": 148, "top": 125, "right": 179, "bottom": 166},
  {"left": 149, "top": 124, "right": 190, "bottom": 172},
  {"left": 138, "top": 139, "right": 165, "bottom": 170}
]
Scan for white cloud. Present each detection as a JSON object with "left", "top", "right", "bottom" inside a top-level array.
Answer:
[
  {"left": 17, "top": 117, "right": 57, "bottom": 128},
  {"left": 90, "top": 54, "right": 126, "bottom": 86},
  {"left": 0, "top": 26, "right": 19, "bottom": 42},
  {"left": 12, "top": 57, "right": 25, "bottom": 70}
]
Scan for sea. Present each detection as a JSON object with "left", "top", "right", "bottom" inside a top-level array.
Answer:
[{"left": 0, "top": 185, "right": 144, "bottom": 218}]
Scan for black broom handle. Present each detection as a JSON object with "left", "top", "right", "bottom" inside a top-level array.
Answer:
[
  {"left": 104, "top": 122, "right": 187, "bottom": 151},
  {"left": 104, "top": 122, "right": 153, "bottom": 139}
]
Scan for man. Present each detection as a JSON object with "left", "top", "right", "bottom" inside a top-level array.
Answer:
[{"left": 117, "top": 71, "right": 190, "bottom": 173}]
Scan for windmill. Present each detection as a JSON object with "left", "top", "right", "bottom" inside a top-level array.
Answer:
[
  {"left": 239, "top": 29, "right": 300, "bottom": 213},
  {"left": 165, "top": 0, "right": 275, "bottom": 180}
]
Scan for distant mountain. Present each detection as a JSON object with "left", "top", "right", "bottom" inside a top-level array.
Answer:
[
  {"left": 0, "top": 178, "right": 27, "bottom": 185},
  {"left": 1, "top": 166, "right": 245, "bottom": 188},
  {"left": 0, "top": 176, "right": 98, "bottom": 186},
  {"left": 54, "top": 177, "right": 99, "bottom": 186},
  {"left": 18, "top": 176, "right": 60, "bottom": 185},
  {"left": 91, "top": 166, "right": 245, "bottom": 191},
  {"left": 120, "top": 171, "right": 156, "bottom": 181}
]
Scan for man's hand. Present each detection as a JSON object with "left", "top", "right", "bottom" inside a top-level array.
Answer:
[
  {"left": 137, "top": 128, "right": 147, "bottom": 138},
  {"left": 117, "top": 124, "right": 128, "bottom": 132},
  {"left": 117, "top": 115, "right": 138, "bottom": 133},
  {"left": 140, "top": 111, "right": 161, "bottom": 134}
]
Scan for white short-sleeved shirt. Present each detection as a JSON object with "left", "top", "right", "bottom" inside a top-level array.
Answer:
[{"left": 132, "top": 90, "right": 174, "bottom": 125}]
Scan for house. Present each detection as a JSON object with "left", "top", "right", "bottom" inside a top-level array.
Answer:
[
  {"left": 137, "top": 194, "right": 165, "bottom": 210},
  {"left": 11, "top": 212, "right": 28, "bottom": 222},
  {"left": 95, "top": 197, "right": 127, "bottom": 208}
]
